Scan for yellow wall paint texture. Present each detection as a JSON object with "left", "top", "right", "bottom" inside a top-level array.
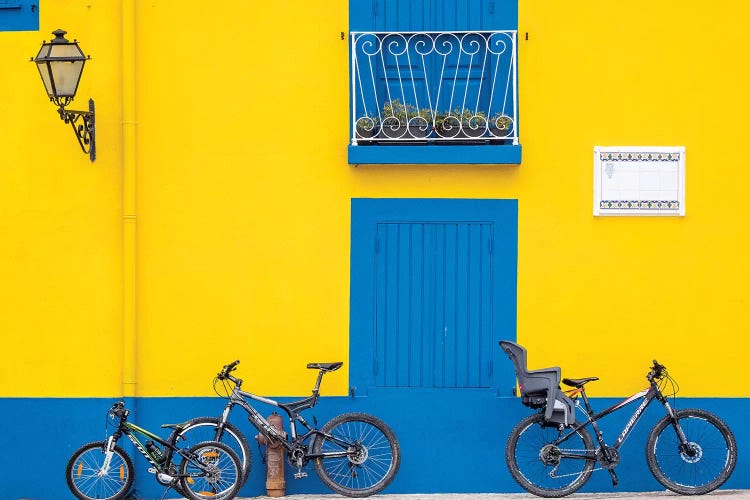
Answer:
[{"left": 0, "top": 1, "right": 747, "bottom": 398}]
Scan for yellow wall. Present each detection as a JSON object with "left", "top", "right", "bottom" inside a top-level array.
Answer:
[{"left": 1, "top": 1, "right": 747, "bottom": 398}]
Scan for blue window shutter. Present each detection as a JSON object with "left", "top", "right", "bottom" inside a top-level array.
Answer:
[
  {"left": 374, "top": 221, "right": 493, "bottom": 388},
  {"left": 350, "top": 0, "right": 518, "bottom": 144},
  {"left": 0, "top": 0, "right": 38, "bottom": 32}
]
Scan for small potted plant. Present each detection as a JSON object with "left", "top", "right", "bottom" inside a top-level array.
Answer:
[
  {"left": 355, "top": 114, "right": 380, "bottom": 141},
  {"left": 490, "top": 113, "right": 514, "bottom": 143},
  {"left": 435, "top": 109, "right": 487, "bottom": 140},
  {"left": 380, "top": 100, "right": 431, "bottom": 140}
]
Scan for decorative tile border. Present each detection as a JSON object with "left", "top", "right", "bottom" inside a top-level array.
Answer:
[
  {"left": 593, "top": 146, "right": 685, "bottom": 216},
  {"left": 599, "top": 152, "right": 681, "bottom": 162},
  {"left": 599, "top": 200, "right": 680, "bottom": 210}
]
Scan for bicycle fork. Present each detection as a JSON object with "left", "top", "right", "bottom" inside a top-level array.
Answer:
[{"left": 99, "top": 435, "right": 117, "bottom": 476}]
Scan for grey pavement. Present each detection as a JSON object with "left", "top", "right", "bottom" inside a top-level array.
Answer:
[{"left": 240, "top": 491, "right": 750, "bottom": 500}]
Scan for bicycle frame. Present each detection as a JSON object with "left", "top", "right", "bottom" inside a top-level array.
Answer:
[
  {"left": 111, "top": 421, "right": 179, "bottom": 471},
  {"left": 554, "top": 379, "right": 682, "bottom": 457},
  {"left": 216, "top": 373, "right": 352, "bottom": 460},
  {"left": 106, "top": 414, "right": 215, "bottom": 479}
]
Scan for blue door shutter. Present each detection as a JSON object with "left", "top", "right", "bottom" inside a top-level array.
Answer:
[
  {"left": 350, "top": 198, "right": 518, "bottom": 394},
  {"left": 374, "top": 222, "right": 493, "bottom": 388},
  {"left": 0, "top": 0, "right": 38, "bottom": 32},
  {"left": 350, "top": 0, "right": 517, "bottom": 31}
]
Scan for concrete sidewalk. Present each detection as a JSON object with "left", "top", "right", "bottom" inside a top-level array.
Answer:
[{"left": 239, "top": 491, "right": 750, "bottom": 500}]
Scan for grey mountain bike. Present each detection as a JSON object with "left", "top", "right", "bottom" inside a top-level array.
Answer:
[
  {"left": 169, "top": 360, "right": 401, "bottom": 497},
  {"left": 500, "top": 340, "right": 737, "bottom": 498}
]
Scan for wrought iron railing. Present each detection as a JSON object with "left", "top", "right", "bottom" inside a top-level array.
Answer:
[{"left": 351, "top": 30, "right": 517, "bottom": 146}]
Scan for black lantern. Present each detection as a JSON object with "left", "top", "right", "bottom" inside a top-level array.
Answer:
[{"left": 32, "top": 29, "right": 96, "bottom": 162}]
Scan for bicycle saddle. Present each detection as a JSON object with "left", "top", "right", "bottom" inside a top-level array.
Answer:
[
  {"left": 307, "top": 362, "right": 343, "bottom": 372},
  {"left": 562, "top": 377, "right": 599, "bottom": 388}
]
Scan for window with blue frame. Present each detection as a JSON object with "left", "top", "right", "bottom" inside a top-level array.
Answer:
[
  {"left": 0, "top": 1, "right": 38, "bottom": 32},
  {"left": 349, "top": 0, "right": 520, "bottom": 165}
]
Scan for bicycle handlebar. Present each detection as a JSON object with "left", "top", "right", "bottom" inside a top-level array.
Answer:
[
  {"left": 109, "top": 401, "right": 129, "bottom": 419},
  {"left": 217, "top": 360, "right": 240, "bottom": 380},
  {"left": 647, "top": 359, "right": 667, "bottom": 382}
]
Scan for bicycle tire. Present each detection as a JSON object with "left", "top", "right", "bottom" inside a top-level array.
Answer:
[
  {"left": 179, "top": 440, "right": 243, "bottom": 500},
  {"left": 505, "top": 413, "right": 595, "bottom": 498},
  {"left": 312, "top": 412, "right": 400, "bottom": 497},
  {"left": 65, "top": 441, "right": 134, "bottom": 500},
  {"left": 646, "top": 408, "right": 737, "bottom": 495},
  {"left": 171, "top": 416, "right": 252, "bottom": 485}
]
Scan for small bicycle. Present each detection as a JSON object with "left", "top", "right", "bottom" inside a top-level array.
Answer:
[
  {"left": 65, "top": 401, "right": 243, "bottom": 500},
  {"left": 168, "top": 360, "right": 401, "bottom": 497},
  {"left": 500, "top": 340, "right": 737, "bottom": 498}
]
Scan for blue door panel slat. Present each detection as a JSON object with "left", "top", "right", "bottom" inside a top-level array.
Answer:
[
  {"left": 432, "top": 224, "right": 446, "bottom": 387},
  {"left": 409, "top": 224, "right": 424, "bottom": 387},
  {"left": 455, "top": 224, "right": 469, "bottom": 388},
  {"left": 397, "top": 224, "right": 411, "bottom": 386}
]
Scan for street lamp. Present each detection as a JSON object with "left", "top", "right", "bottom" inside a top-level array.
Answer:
[{"left": 31, "top": 29, "right": 96, "bottom": 162}]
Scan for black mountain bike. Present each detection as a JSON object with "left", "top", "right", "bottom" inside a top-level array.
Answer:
[
  {"left": 65, "top": 401, "right": 243, "bottom": 500},
  {"left": 168, "top": 360, "right": 401, "bottom": 497},
  {"left": 500, "top": 341, "right": 737, "bottom": 498}
]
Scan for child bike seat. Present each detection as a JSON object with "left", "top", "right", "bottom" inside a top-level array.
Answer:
[{"left": 499, "top": 340, "right": 569, "bottom": 423}]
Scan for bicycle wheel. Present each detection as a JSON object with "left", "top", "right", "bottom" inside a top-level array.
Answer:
[
  {"left": 505, "top": 413, "right": 595, "bottom": 498},
  {"left": 646, "top": 408, "right": 737, "bottom": 495},
  {"left": 172, "top": 417, "right": 252, "bottom": 484},
  {"left": 65, "top": 441, "right": 134, "bottom": 500},
  {"left": 312, "top": 412, "right": 400, "bottom": 497},
  {"left": 179, "top": 440, "right": 243, "bottom": 500}
]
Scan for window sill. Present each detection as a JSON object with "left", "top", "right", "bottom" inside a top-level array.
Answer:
[{"left": 348, "top": 144, "right": 522, "bottom": 165}]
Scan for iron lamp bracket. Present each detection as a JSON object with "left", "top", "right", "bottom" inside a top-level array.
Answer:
[{"left": 57, "top": 98, "right": 96, "bottom": 162}]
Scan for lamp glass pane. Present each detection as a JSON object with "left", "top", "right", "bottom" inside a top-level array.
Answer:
[
  {"left": 48, "top": 42, "right": 86, "bottom": 60},
  {"left": 35, "top": 62, "right": 54, "bottom": 97},
  {"left": 48, "top": 60, "right": 84, "bottom": 97}
]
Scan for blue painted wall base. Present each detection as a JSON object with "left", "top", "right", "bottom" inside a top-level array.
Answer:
[{"left": 0, "top": 394, "right": 746, "bottom": 499}]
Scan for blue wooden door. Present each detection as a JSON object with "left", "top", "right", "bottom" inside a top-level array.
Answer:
[{"left": 350, "top": 198, "right": 518, "bottom": 394}]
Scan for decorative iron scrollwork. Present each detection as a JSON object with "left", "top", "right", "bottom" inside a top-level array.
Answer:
[{"left": 57, "top": 98, "right": 96, "bottom": 162}]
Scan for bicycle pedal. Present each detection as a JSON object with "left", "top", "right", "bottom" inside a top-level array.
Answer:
[{"left": 294, "top": 471, "right": 308, "bottom": 479}]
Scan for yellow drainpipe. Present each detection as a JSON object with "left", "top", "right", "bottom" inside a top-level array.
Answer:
[{"left": 122, "top": 0, "right": 137, "bottom": 399}]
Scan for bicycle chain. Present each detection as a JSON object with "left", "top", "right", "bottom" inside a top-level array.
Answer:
[{"left": 548, "top": 448, "right": 599, "bottom": 479}]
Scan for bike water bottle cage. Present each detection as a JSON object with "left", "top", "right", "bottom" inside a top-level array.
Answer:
[{"left": 563, "top": 377, "right": 599, "bottom": 388}]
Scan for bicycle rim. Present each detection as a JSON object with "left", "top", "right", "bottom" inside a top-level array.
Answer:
[
  {"left": 67, "top": 443, "right": 132, "bottom": 500},
  {"left": 176, "top": 418, "right": 251, "bottom": 481},
  {"left": 180, "top": 441, "right": 241, "bottom": 500},
  {"left": 314, "top": 413, "right": 400, "bottom": 496},
  {"left": 648, "top": 410, "right": 736, "bottom": 494},
  {"left": 507, "top": 415, "right": 594, "bottom": 497}
]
